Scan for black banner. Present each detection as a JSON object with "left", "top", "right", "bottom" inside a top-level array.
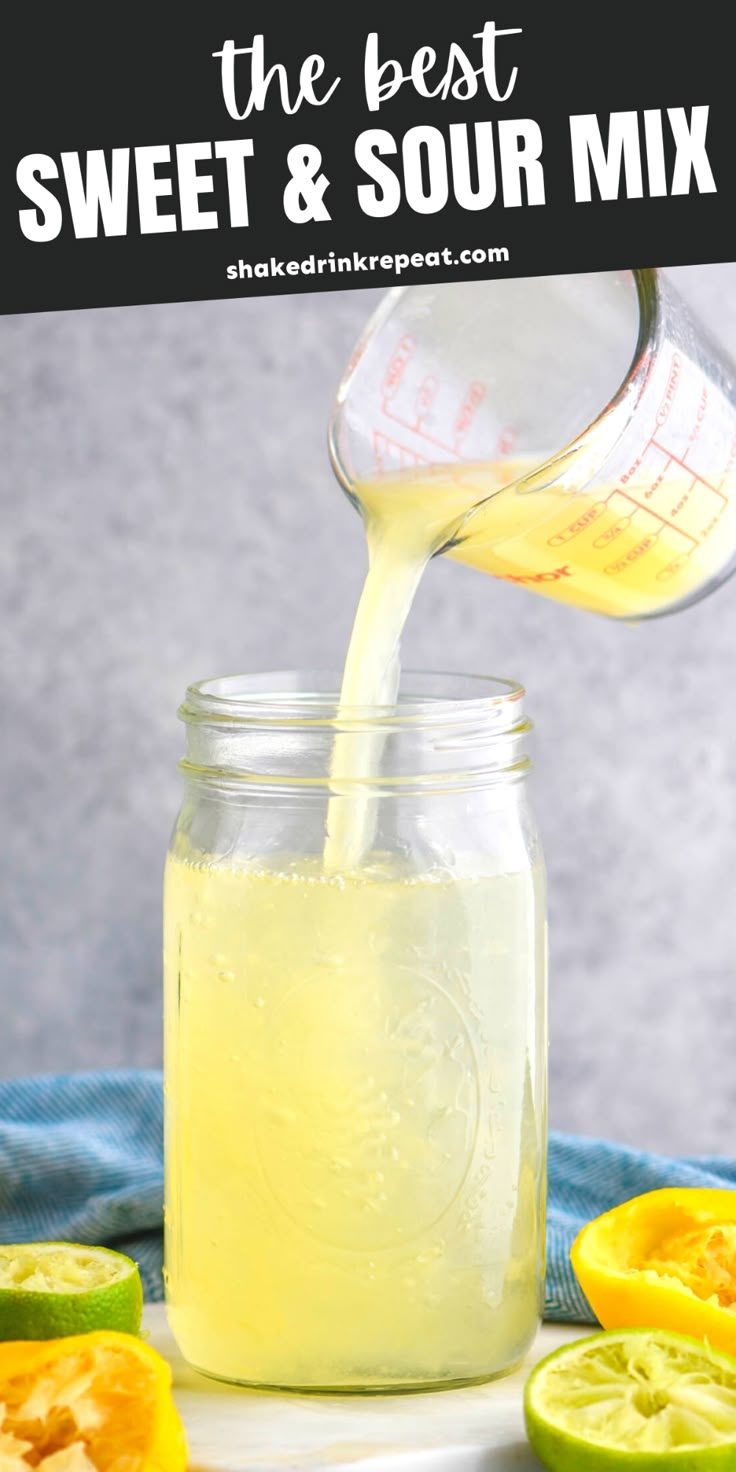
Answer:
[{"left": 0, "top": 5, "right": 731, "bottom": 314}]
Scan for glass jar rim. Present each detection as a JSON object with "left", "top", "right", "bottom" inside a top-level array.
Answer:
[{"left": 180, "top": 668, "right": 527, "bottom": 734}]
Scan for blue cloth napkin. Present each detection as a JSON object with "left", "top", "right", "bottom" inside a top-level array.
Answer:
[
  {"left": 0, "top": 1072, "right": 164, "bottom": 1304},
  {"left": 1, "top": 1070, "right": 735, "bottom": 1320}
]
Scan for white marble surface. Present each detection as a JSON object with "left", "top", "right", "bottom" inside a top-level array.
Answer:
[{"left": 144, "top": 1305, "right": 587, "bottom": 1471}]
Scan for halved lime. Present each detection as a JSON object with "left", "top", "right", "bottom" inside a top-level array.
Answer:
[
  {"left": 0, "top": 1242, "right": 143, "bottom": 1340},
  {"left": 524, "top": 1328, "right": 736, "bottom": 1470}
]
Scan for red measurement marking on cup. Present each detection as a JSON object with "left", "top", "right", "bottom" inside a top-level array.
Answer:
[
  {"left": 382, "top": 376, "right": 482, "bottom": 455},
  {"left": 623, "top": 350, "right": 730, "bottom": 520},
  {"left": 593, "top": 517, "right": 632, "bottom": 549},
  {"left": 415, "top": 376, "right": 441, "bottom": 424},
  {"left": 649, "top": 441, "right": 729, "bottom": 501},
  {"left": 372, "top": 430, "right": 431, "bottom": 475},
  {"left": 605, "top": 533, "right": 663, "bottom": 576},
  {"left": 611, "top": 487, "right": 698, "bottom": 542},
  {"left": 644, "top": 349, "right": 729, "bottom": 501},
  {"left": 454, "top": 383, "right": 487, "bottom": 451},
  {"left": 687, "top": 386, "right": 709, "bottom": 450},
  {"left": 597, "top": 371, "right": 732, "bottom": 579},
  {"left": 599, "top": 462, "right": 728, "bottom": 576},
  {"left": 657, "top": 555, "right": 692, "bottom": 582},
  {"left": 380, "top": 342, "right": 488, "bottom": 457},
  {"left": 547, "top": 502, "right": 606, "bottom": 547},
  {"left": 655, "top": 352, "right": 682, "bottom": 428},
  {"left": 382, "top": 336, "right": 417, "bottom": 400}
]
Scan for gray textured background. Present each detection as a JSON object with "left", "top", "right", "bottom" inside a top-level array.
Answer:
[{"left": 2, "top": 265, "right": 735, "bottom": 1155}]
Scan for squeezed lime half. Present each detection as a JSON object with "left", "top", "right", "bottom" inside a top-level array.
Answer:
[
  {"left": 524, "top": 1328, "right": 736, "bottom": 1470},
  {"left": 0, "top": 1242, "right": 143, "bottom": 1340}
]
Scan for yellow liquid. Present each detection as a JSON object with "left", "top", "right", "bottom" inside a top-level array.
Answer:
[
  {"left": 168, "top": 463, "right": 589, "bottom": 1385},
  {"left": 324, "top": 447, "right": 736, "bottom": 868},
  {"left": 357, "top": 453, "right": 736, "bottom": 622},
  {"left": 164, "top": 850, "right": 545, "bottom": 1389},
  {"left": 323, "top": 474, "right": 451, "bottom": 872},
  {"left": 165, "top": 433, "right": 736, "bottom": 1384}
]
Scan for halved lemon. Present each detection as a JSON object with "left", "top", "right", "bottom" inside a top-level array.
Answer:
[
  {"left": 0, "top": 1330, "right": 186, "bottom": 1471},
  {"left": 571, "top": 1188, "right": 736, "bottom": 1354}
]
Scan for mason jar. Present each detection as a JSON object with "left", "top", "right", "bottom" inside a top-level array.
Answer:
[{"left": 163, "top": 670, "right": 547, "bottom": 1392}]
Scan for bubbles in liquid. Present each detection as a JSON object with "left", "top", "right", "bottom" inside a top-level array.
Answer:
[{"left": 164, "top": 853, "right": 545, "bottom": 1388}]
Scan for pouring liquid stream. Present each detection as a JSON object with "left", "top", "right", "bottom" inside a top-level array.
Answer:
[
  {"left": 324, "top": 448, "right": 736, "bottom": 872},
  {"left": 323, "top": 474, "right": 471, "bottom": 873},
  {"left": 165, "top": 455, "right": 547, "bottom": 1386},
  {"left": 166, "top": 268, "right": 736, "bottom": 1388},
  {"left": 323, "top": 459, "right": 533, "bottom": 873}
]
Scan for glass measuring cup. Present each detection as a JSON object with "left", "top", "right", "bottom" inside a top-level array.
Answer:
[{"left": 328, "top": 270, "right": 736, "bottom": 620}]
